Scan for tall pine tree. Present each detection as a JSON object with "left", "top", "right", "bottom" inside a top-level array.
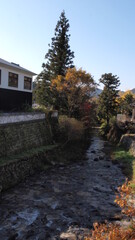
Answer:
[
  {"left": 43, "top": 10, "right": 74, "bottom": 79},
  {"left": 97, "top": 73, "right": 120, "bottom": 125},
  {"left": 35, "top": 11, "right": 74, "bottom": 108}
]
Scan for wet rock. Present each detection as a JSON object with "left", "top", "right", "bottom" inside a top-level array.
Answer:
[
  {"left": 53, "top": 187, "right": 61, "bottom": 193},
  {"left": 50, "top": 161, "right": 57, "bottom": 166},
  {"left": 91, "top": 150, "right": 96, "bottom": 153},
  {"left": 115, "top": 219, "right": 131, "bottom": 228},
  {"left": 112, "top": 159, "right": 119, "bottom": 165},
  {"left": 109, "top": 214, "right": 123, "bottom": 221},
  {"left": 0, "top": 185, "right": 2, "bottom": 193},
  {"left": 60, "top": 232, "right": 76, "bottom": 239},
  {"left": 44, "top": 231, "right": 51, "bottom": 239},
  {"left": 26, "top": 230, "right": 35, "bottom": 239},
  {"left": 99, "top": 156, "right": 104, "bottom": 160},
  {"left": 104, "top": 164, "right": 111, "bottom": 168},
  {"left": 8, "top": 233, "right": 18, "bottom": 240},
  {"left": 60, "top": 227, "right": 91, "bottom": 240}
]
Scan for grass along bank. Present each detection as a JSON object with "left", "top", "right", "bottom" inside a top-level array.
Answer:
[
  {"left": 0, "top": 145, "right": 58, "bottom": 166},
  {"left": 112, "top": 147, "right": 135, "bottom": 190}
]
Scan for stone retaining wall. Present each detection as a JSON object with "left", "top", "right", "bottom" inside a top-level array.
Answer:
[
  {"left": 0, "top": 119, "right": 52, "bottom": 157},
  {"left": 0, "top": 147, "right": 56, "bottom": 190},
  {"left": 0, "top": 113, "right": 59, "bottom": 191},
  {"left": 120, "top": 134, "right": 135, "bottom": 156}
]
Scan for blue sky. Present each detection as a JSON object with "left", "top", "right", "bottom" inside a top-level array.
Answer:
[{"left": 0, "top": 0, "right": 135, "bottom": 90}]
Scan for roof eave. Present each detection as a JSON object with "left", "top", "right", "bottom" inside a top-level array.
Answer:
[{"left": 0, "top": 61, "right": 37, "bottom": 76}]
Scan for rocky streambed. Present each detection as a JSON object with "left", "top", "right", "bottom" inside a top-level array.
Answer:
[{"left": 0, "top": 133, "right": 125, "bottom": 240}]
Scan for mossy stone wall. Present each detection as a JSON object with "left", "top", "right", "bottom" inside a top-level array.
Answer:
[
  {"left": 120, "top": 134, "right": 135, "bottom": 156},
  {"left": 0, "top": 120, "right": 52, "bottom": 157},
  {"left": 0, "top": 146, "right": 58, "bottom": 190}
]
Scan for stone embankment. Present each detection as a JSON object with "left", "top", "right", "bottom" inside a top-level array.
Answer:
[
  {"left": 120, "top": 134, "right": 135, "bottom": 156},
  {"left": 0, "top": 145, "right": 57, "bottom": 190},
  {"left": 107, "top": 122, "right": 135, "bottom": 156},
  {"left": 0, "top": 113, "right": 59, "bottom": 190},
  {"left": 0, "top": 133, "right": 125, "bottom": 240},
  {"left": 0, "top": 119, "right": 52, "bottom": 157}
]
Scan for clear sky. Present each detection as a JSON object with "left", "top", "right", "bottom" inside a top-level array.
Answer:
[{"left": 0, "top": 0, "right": 135, "bottom": 90}]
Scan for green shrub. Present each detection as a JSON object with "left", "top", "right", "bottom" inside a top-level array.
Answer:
[
  {"left": 99, "top": 120, "right": 110, "bottom": 136},
  {"left": 112, "top": 147, "right": 135, "bottom": 185},
  {"left": 100, "top": 116, "right": 117, "bottom": 137},
  {"left": 109, "top": 116, "right": 117, "bottom": 127}
]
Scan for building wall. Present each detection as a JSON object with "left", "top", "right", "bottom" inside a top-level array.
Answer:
[
  {"left": 0, "top": 65, "right": 34, "bottom": 111},
  {"left": 0, "top": 88, "right": 32, "bottom": 111},
  {"left": 0, "top": 66, "right": 33, "bottom": 92}
]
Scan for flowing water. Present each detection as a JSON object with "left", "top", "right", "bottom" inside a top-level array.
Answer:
[{"left": 0, "top": 132, "right": 125, "bottom": 239}]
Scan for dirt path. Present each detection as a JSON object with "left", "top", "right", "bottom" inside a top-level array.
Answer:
[{"left": 0, "top": 133, "right": 125, "bottom": 240}]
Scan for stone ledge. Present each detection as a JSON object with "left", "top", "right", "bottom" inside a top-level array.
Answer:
[{"left": 0, "top": 112, "right": 45, "bottom": 125}]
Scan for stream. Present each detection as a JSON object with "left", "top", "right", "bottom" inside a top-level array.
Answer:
[{"left": 0, "top": 132, "right": 125, "bottom": 239}]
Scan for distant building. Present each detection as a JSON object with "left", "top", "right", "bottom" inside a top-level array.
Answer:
[{"left": 0, "top": 58, "right": 36, "bottom": 111}]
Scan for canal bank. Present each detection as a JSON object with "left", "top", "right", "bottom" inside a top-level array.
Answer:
[{"left": 0, "top": 131, "right": 125, "bottom": 240}]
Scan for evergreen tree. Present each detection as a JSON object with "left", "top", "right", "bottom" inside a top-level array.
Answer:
[
  {"left": 35, "top": 11, "right": 74, "bottom": 108},
  {"left": 43, "top": 10, "right": 74, "bottom": 79},
  {"left": 97, "top": 73, "right": 120, "bottom": 125}
]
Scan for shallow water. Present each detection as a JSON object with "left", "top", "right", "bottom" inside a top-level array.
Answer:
[{"left": 0, "top": 132, "right": 125, "bottom": 239}]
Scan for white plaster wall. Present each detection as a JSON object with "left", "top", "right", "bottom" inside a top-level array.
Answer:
[
  {"left": 1, "top": 67, "right": 8, "bottom": 89},
  {"left": 0, "top": 113, "right": 45, "bottom": 124},
  {"left": 0, "top": 66, "right": 33, "bottom": 92}
]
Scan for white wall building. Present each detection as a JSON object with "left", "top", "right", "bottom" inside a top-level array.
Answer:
[{"left": 0, "top": 58, "right": 36, "bottom": 111}]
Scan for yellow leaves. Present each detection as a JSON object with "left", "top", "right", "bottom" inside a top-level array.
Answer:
[
  {"left": 65, "top": 67, "right": 93, "bottom": 85},
  {"left": 121, "top": 90, "right": 133, "bottom": 99},
  {"left": 51, "top": 67, "right": 95, "bottom": 94},
  {"left": 117, "top": 90, "right": 134, "bottom": 104},
  {"left": 51, "top": 75, "right": 65, "bottom": 91},
  {"left": 117, "top": 90, "right": 135, "bottom": 113}
]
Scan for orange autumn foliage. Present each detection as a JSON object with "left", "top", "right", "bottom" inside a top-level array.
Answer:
[
  {"left": 51, "top": 67, "right": 95, "bottom": 95},
  {"left": 51, "top": 67, "right": 95, "bottom": 117}
]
